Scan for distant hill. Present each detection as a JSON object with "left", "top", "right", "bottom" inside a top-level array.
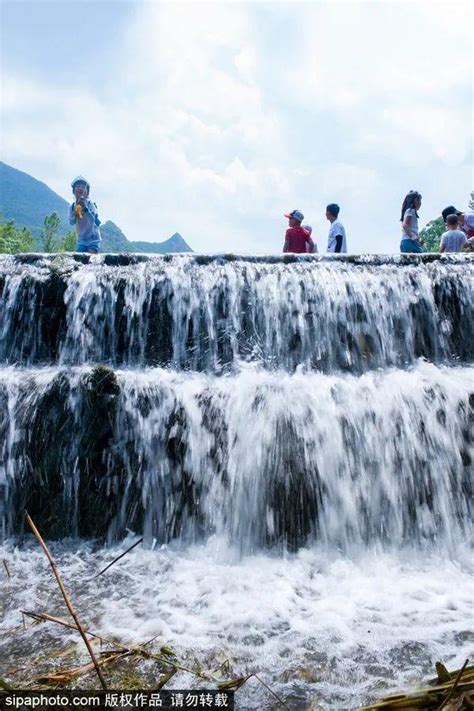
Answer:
[
  {"left": 100, "top": 220, "right": 192, "bottom": 253},
  {"left": 0, "top": 162, "right": 70, "bottom": 237},
  {"left": 0, "top": 161, "right": 193, "bottom": 253}
]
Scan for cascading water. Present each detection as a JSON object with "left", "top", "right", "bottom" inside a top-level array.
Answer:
[
  {"left": 1, "top": 252, "right": 473, "bottom": 709},
  {"left": 1, "top": 254, "right": 473, "bottom": 371},
  {"left": 1, "top": 363, "right": 472, "bottom": 550}
]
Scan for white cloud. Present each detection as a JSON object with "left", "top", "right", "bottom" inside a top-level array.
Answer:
[
  {"left": 380, "top": 106, "right": 470, "bottom": 164},
  {"left": 234, "top": 46, "right": 257, "bottom": 79},
  {"left": 320, "top": 163, "right": 379, "bottom": 198}
]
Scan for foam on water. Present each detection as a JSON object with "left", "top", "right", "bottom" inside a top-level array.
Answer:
[{"left": 0, "top": 539, "right": 472, "bottom": 709}]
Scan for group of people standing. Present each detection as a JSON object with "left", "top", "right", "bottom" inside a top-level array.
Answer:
[
  {"left": 68, "top": 176, "right": 473, "bottom": 256},
  {"left": 400, "top": 190, "right": 474, "bottom": 254},
  {"left": 283, "top": 204, "right": 347, "bottom": 254}
]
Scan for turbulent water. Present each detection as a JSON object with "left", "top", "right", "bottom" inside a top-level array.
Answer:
[
  {"left": 0, "top": 253, "right": 473, "bottom": 709},
  {"left": 1, "top": 540, "right": 473, "bottom": 709}
]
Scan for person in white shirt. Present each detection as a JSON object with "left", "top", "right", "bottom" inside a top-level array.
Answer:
[
  {"left": 400, "top": 190, "right": 423, "bottom": 253},
  {"left": 441, "top": 205, "right": 474, "bottom": 240},
  {"left": 326, "top": 204, "right": 347, "bottom": 253},
  {"left": 440, "top": 214, "right": 474, "bottom": 253}
]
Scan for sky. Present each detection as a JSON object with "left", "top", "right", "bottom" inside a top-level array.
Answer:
[{"left": 1, "top": 0, "right": 473, "bottom": 253}]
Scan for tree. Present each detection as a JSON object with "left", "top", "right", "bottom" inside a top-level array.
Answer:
[
  {"left": 419, "top": 218, "right": 444, "bottom": 253},
  {"left": 40, "top": 212, "right": 77, "bottom": 252},
  {"left": 0, "top": 216, "right": 35, "bottom": 254},
  {"left": 59, "top": 230, "right": 77, "bottom": 252},
  {"left": 41, "top": 212, "right": 62, "bottom": 252},
  {"left": 0, "top": 212, "right": 76, "bottom": 254}
]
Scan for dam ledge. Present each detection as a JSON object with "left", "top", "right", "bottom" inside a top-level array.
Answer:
[{"left": 2, "top": 251, "right": 474, "bottom": 267}]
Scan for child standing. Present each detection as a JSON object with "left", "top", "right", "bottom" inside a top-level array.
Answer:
[
  {"left": 69, "top": 176, "right": 101, "bottom": 253},
  {"left": 400, "top": 190, "right": 423, "bottom": 253},
  {"left": 440, "top": 214, "right": 474, "bottom": 253}
]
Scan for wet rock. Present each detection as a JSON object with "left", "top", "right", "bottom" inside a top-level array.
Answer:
[
  {"left": 13, "top": 372, "right": 75, "bottom": 537},
  {"left": 436, "top": 408, "right": 446, "bottom": 426},
  {"left": 40, "top": 272, "right": 68, "bottom": 360},
  {"left": 288, "top": 331, "right": 302, "bottom": 352},
  {"left": 77, "top": 366, "right": 120, "bottom": 536},
  {"left": 13, "top": 253, "right": 49, "bottom": 265},
  {"left": 388, "top": 642, "right": 432, "bottom": 669},
  {"left": 72, "top": 253, "right": 91, "bottom": 264},
  {"left": 460, "top": 449, "right": 471, "bottom": 467},
  {"left": 103, "top": 254, "right": 149, "bottom": 266},
  {"left": 145, "top": 281, "right": 174, "bottom": 366},
  {"left": 194, "top": 255, "right": 213, "bottom": 265}
]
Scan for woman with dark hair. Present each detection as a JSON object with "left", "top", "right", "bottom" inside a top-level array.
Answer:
[{"left": 400, "top": 190, "right": 423, "bottom": 253}]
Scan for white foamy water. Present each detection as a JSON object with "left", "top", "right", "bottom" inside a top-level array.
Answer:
[{"left": 1, "top": 539, "right": 473, "bottom": 710}]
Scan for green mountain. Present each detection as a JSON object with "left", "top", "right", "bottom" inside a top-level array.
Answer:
[
  {"left": 0, "top": 161, "right": 70, "bottom": 237},
  {"left": 100, "top": 220, "right": 192, "bottom": 253},
  {"left": 0, "top": 161, "right": 193, "bottom": 253}
]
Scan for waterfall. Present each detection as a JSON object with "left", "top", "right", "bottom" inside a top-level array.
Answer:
[
  {"left": 1, "top": 254, "right": 472, "bottom": 371},
  {"left": 0, "top": 253, "right": 473, "bottom": 551}
]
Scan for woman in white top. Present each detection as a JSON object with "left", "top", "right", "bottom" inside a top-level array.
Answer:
[{"left": 400, "top": 190, "right": 423, "bottom": 253}]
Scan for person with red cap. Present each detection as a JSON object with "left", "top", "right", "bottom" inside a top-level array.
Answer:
[{"left": 283, "top": 210, "right": 314, "bottom": 253}]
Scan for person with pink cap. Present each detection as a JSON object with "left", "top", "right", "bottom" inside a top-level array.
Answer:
[{"left": 283, "top": 210, "right": 314, "bottom": 254}]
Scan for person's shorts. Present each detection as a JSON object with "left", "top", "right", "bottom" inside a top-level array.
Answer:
[
  {"left": 400, "top": 238, "right": 423, "bottom": 254},
  {"left": 76, "top": 241, "right": 100, "bottom": 254}
]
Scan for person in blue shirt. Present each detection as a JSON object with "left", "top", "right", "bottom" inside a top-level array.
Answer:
[{"left": 69, "top": 176, "right": 101, "bottom": 253}]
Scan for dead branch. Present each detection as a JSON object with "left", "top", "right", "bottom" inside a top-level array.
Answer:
[
  {"left": 437, "top": 659, "right": 470, "bottom": 711},
  {"left": 91, "top": 538, "right": 143, "bottom": 579},
  {"left": 3, "top": 559, "right": 11, "bottom": 578},
  {"left": 25, "top": 512, "right": 108, "bottom": 690}
]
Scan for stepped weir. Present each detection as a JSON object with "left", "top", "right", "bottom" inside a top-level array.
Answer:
[{"left": 1, "top": 253, "right": 472, "bottom": 550}]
